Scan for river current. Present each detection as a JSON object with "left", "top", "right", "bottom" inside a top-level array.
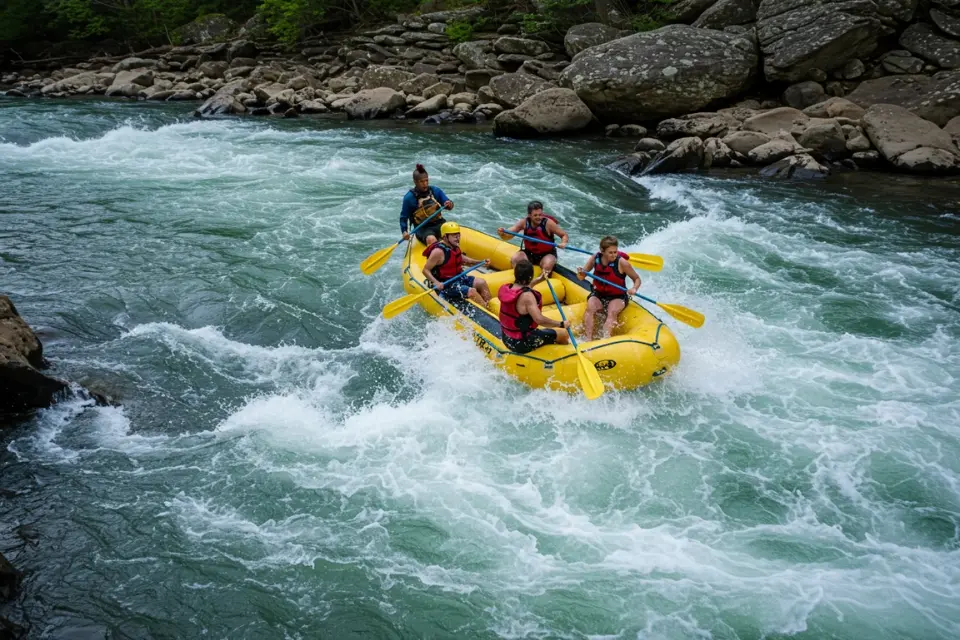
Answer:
[{"left": 2, "top": 98, "right": 959, "bottom": 639}]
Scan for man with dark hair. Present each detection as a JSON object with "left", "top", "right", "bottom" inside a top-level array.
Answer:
[
  {"left": 497, "top": 201, "right": 568, "bottom": 278},
  {"left": 577, "top": 235, "right": 641, "bottom": 341},
  {"left": 401, "top": 164, "right": 454, "bottom": 245},
  {"left": 498, "top": 260, "right": 570, "bottom": 354}
]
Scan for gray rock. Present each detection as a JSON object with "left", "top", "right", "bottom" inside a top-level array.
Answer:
[
  {"left": 847, "top": 71, "right": 960, "bottom": 126},
  {"left": 493, "top": 36, "right": 551, "bottom": 57},
  {"left": 748, "top": 133, "right": 805, "bottom": 164},
  {"left": 862, "top": 103, "right": 960, "bottom": 173},
  {"left": 607, "top": 152, "right": 654, "bottom": 175},
  {"left": 846, "top": 132, "right": 873, "bottom": 151},
  {"left": 703, "top": 136, "right": 737, "bottom": 167},
  {"left": 840, "top": 58, "right": 866, "bottom": 79},
  {"left": 756, "top": 0, "right": 883, "bottom": 82},
  {"left": 798, "top": 120, "right": 848, "bottom": 153},
  {"left": 361, "top": 66, "right": 415, "bottom": 91},
  {"left": 453, "top": 41, "right": 492, "bottom": 70},
  {"left": 465, "top": 69, "right": 500, "bottom": 90},
  {"left": 722, "top": 130, "right": 772, "bottom": 154},
  {"left": 931, "top": 8, "right": 960, "bottom": 38},
  {"left": 493, "top": 88, "right": 594, "bottom": 138},
  {"left": 0, "top": 295, "right": 69, "bottom": 415},
  {"left": 694, "top": 0, "right": 759, "bottom": 30},
  {"left": 671, "top": 0, "right": 720, "bottom": 22},
  {"left": 564, "top": 23, "right": 626, "bottom": 58},
  {"left": 802, "top": 97, "right": 865, "bottom": 119},
  {"left": 198, "top": 61, "right": 227, "bottom": 79},
  {"left": 759, "top": 153, "right": 831, "bottom": 178},
  {"left": 423, "top": 81, "right": 453, "bottom": 98},
  {"left": 900, "top": 22, "right": 960, "bottom": 69},
  {"left": 852, "top": 149, "right": 882, "bottom": 165},
  {"left": 656, "top": 112, "right": 740, "bottom": 139},
  {"left": 112, "top": 57, "right": 158, "bottom": 72},
  {"left": 400, "top": 72, "right": 441, "bottom": 95},
  {"left": 875, "top": 0, "right": 917, "bottom": 22},
  {"left": 559, "top": 25, "right": 758, "bottom": 123},
  {"left": 742, "top": 107, "right": 810, "bottom": 137},
  {"left": 945, "top": 114, "right": 960, "bottom": 144},
  {"left": 488, "top": 72, "right": 556, "bottom": 108},
  {"left": 641, "top": 137, "right": 705, "bottom": 174},
  {"left": 882, "top": 50, "right": 926, "bottom": 74},
  {"left": 343, "top": 88, "right": 406, "bottom": 119},
  {"left": 635, "top": 137, "right": 666, "bottom": 152},
  {"left": 406, "top": 94, "right": 447, "bottom": 116},
  {"left": 783, "top": 81, "right": 826, "bottom": 109}
]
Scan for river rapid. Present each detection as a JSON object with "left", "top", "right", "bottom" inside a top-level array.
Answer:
[{"left": 2, "top": 98, "right": 960, "bottom": 639}]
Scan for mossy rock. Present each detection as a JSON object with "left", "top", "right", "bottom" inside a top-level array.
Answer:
[{"left": 172, "top": 14, "right": 238, "bottom": 46}]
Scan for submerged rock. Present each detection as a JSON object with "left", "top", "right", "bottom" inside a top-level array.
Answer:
[{"left": 0, "top": 295, "right": 68, "bottom": 417}]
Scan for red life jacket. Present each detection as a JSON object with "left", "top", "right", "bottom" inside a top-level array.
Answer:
[
  {"left": 498, "top": 284, "right": 542, "bottom": 340},
  {"left": 592, "top": 251, "right": 629, "bottom": 296},
  {"left": 423, "top": 241, "right": 462, "bottom": 281},
  {"left": 522, "top": 215, "right": 557, "bottom": 256}
]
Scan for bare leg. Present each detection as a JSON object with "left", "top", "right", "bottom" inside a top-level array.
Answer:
[
  {"left": 423, "top": 234, "right": 438, "bottom": 245},
  {"left": 473, "top": 277, "right": 491, "bottom": 303},
  {"left": 466, "top": 287, "right": 485, "bottom": 306},
  {"left": 510, "top": 250, "right": 526, "bottom": 267},
  {"left": 584, "top": 296, "right": 603, "bottom": 342},
  {"left": 540, "top": 254, "right": 557, "bottom": 278},
  {"left": 603, "top": 299, "right": 627, "bottom": 338},
  {"left": 555, "top": 329, "right": 570, "bottom": 345}
]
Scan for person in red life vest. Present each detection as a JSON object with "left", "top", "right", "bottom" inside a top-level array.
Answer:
[
  {"left": 498, "top": 260, "right": 571, "bottom": 354},
  {"left": 422, "top": 221, "right": 492, "bottom": 305},
  {"left": 577, "top": 235, "right": 641, "bottom": 341},
  {"left": 401, "top": 164, "right": 454, "bottom": 246},
  {"left": 496, "top": 201, "right": 569, "bottom": 278}
]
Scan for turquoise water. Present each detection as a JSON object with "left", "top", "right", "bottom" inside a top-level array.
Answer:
[{"left": 2, "top": 98, "right": 960, "bottom": 639}]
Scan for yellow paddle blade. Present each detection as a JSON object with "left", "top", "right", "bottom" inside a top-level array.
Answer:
[
  {"left": 628, "top": 253, "right": 664, "bottom": 272},
  {"left": 575, "top": 348, "right": 605, "bottom": 400},
  {"left": 382, "top": 289, "right": 431, "bottom": 319},
  {"left": 657, "top": 302, "right": 705, "bottom": 328},
  {"left": 360, "top": 243, "right": 399, "bottom": 276}
]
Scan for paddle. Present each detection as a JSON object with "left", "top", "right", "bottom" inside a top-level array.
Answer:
[
  {"left": 501, "top": 230, "right": 664, "bottom": 272},
  {"left": 545, "top": 278, "right": 605, "bottom": 400},
  {"left": 581, "top": 271, "right": 705, "bottom": 328},
  {"left": 382, "top": 262, "right": 487, "bottom": 319},
  {"left": 360, "top": 206, "right": 445, "bottom": 276}
]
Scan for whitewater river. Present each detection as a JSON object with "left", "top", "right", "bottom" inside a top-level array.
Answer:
[{"left": 2, "top": 98, "right": 959, "bottom": 639}]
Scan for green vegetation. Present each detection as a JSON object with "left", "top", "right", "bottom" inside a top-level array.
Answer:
[{"left": 0, "top": 0, "right": 674, "bottom": 53}]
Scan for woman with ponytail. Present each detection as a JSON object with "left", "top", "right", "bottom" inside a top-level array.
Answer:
[{"left": 400, "top": 164, "right": 454, "bottom": 245}]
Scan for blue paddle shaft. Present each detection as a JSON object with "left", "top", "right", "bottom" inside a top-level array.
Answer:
[
  {"left": 545, "top": 278, "right": 579, "bottom": 350},
  {"left": 502, "top": 230, "right": 590, "bottom": 256},
  {"left": 583, "top": 271, "right": 656, "bottom": 306}
]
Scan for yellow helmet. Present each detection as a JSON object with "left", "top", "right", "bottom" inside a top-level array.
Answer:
[{"left": 440, "top": 221, "right": 460, "bottom": 237}]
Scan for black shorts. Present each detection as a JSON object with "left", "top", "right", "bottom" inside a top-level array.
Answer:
[
  {"left": 414, "top": 220, "right": 444, "bottom": 244},
  {"left": 588, "top": 292, "right": 629, "bottom": 311},
  {"left": 503, "top": 328, "right": 559, "bottom": 354},
  {"left": 521, "top": 248, "right": 557, "bottom": 266}
]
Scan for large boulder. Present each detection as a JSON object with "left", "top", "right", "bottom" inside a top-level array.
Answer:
[
  {"left": 755, "top": 0, "right": 883, "bottom": 82},
  {"left": 862, "top": 103, "right": 960, "bottom": 173},
  {"left": 900, "top": 23, "right": 960, "bottom": 69},
  {"left": 493, "top": 88, "right": 595, "bottom": 138},
  {"left": 173, "top": 14, "right": 237, "bottom": 45},
  {"left": 343, "top": 88, "right": 406, "bottom": 119},
  {"left": 723, "top": 130, "right": 772, "bottom": 154},
  {"left": 847, "top": 72, "right": 960, "bottom": 127},
  {"left": 488, "top": 72, "right": 556, "bottom": 108},
  {"left": 559, "top": 25, "right": 758, "bottom": 123},
  {"left": 694, "top": 0, "right": 760, "bottom": 30},
  {"left": 1, "top": 295, "right": 69, "bottom": 417},
  {"left": 742, "top": 107, "right": 810, "bottom": 136},
  {"left": 641, "top": 137, "right": 706, "bottom": 175},
  {"left": 759, "top": 153, "right": 831, "bottom": 178},
  {"left": 361, "top": 66, "right": 415, "bottom": 91},
  {"left": 453, "top": 41, "right": 494, "bottom": 70},
  {"left": 564, "top": 23, "right": 626, "bottom": 58},
  {"left": 656, "top": 112, "right": 740, "bottom": 139}
]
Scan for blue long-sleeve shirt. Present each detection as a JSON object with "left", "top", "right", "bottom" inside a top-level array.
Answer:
[{"left": 400, "top": 186, "right": 449, "bottom": 233}]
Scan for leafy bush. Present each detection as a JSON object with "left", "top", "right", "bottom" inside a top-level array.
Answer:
[{"left": 445, "top": 19, "right": 474, "bottom": 43}]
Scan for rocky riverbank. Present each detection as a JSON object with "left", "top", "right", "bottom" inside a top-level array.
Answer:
[{"left": 3, "top": 4, "right": 960, "bottom": 179}]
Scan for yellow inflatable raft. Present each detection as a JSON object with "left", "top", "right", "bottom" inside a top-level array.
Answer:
[{"left": 399, "top": 226, "right": 681, "bottom": 393}]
